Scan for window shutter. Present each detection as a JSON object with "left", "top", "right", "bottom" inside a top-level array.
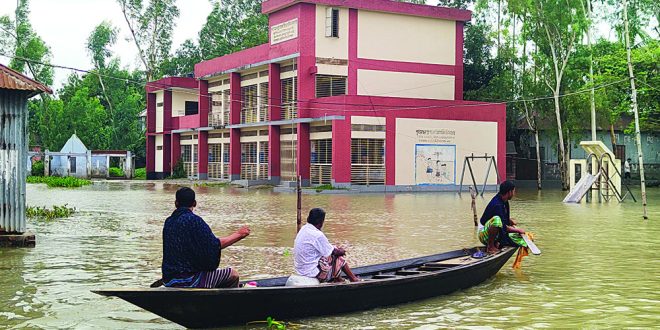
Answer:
[{"left": 331, "top": 9, "right": 339, "bottom": 37}]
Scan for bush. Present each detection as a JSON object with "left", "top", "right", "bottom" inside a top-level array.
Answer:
[
  {"left": 31, "top": 161, "right": 45, "bottom": 176},
  {"left": 27, "top": 176, "right": 92, "bottom": 188},
  {"left": 170, "top": 156, "right": 187, "bottom": 179},
  {"left": 109, "top": 167, "right": 125, "bottom": 177},
  {"left": 134, "top": 168, "right": 146, "bottom": 180}
]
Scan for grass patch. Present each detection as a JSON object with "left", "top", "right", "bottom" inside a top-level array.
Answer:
[
  {"left": 27, "top": 176, "right": 92, "bottom": 188},
  {"left": 134, "top": 168, "right": 146, "bottom": 180},
  {"left": 313, "top": 184, "right": 347, "bottom": 193},
  {"left": 109, "top": 167, "right": 124, "bottom": 177},
  {"left": 31, "top": 161, "right": 45, "bottom": 176},
  {"left": 26, "top": 204, "right": 76, "bottom": 219},
  {"left": 193, "top": 182, "right": 229, "bottom": 187}
]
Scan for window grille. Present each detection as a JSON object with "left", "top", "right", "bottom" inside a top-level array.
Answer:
[
  {"left": 241, "top": 85, "right": 258, "bottom": 124},
  {"left": 310, "top": 125, "right": 332, "bottom": 133},
  {"left": 281, "top": 77, "right": 297, "bottom": 120},
  {"left": 157, "top": 102, "right": 164, "bottom": 107},
  {"left": 259, "top": 70, "right": 269, "bottom": 77},
  {"left": 259, "top": 141, "right": 269, "bottom": 180},
  {"left": 281, "top": 127, "right": 298, "bottom": 135},
  {"left": 311, "top": 139, "right": 332, "bottom": 184},
  {"left": 351, "top": 139, "right": 385, "bottom": 185},
  {"left": 280, "top": 63, "right": 297, "bottom": 73},
  {"left": 181, "top": 145, "right": 198, "bottom": 177},
  {"left": 259, "top": 129, "right": 269, "bottom": 136},
  {"left": 222, "top": 143, "right": 230, "bottom": 179},
  {"left": 259, "top": 82, "right": 269, "bottom": 122},
  {"left": 209, "top": 144, "right": 223, "bottom": 178},
  {"left": 242, "top": 130, "right": 258, "bottom": 137},
  {"left": 223, "top": 90, "right": 230, "bottom": 125},
  {"left": 325, "top": 8, "right": 339, "bottom": 37},
  {"left": 210, "top": 93, "right": 224, "bottom": 127},
  {"left": 241, "top": 142, "right": 258, "bottom": 180},
  {"left": 241, "top": 72, "right": 259, "bottom": 81},
  {"left": 315, "top": 75, "right": 346, "bottom": 98},
  {"left": 281, "top": 140, "right": 297, "bottom": 181},
  {"left": 351, "top": 124, "right": 386, "bottom": 132},
  {"left": 209, "top": 133, "right": 223, "bottom": 139},
  {"left": 209, "top": 80, "right": 224, "bottom": 88}
]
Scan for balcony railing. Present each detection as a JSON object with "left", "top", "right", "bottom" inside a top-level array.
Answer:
[{"left": 208, "top": 112, "right": 224, "bottom": 127}]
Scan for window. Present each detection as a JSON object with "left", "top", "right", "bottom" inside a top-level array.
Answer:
[
  {"left": 316, "top": 75, "right": 347, "bottom": 98},
  {"left": 69, "top": 157, "right": 77, "bottom": 174},
  {"left": 325, "top": 8, "right": 339, "bottom": 37},
  {"left": 281, "top": 77, "right": 297, "bottom": 119},
  {"left": 241, "top": 85, "right": 258, "bottom": 123},
  {"left": 185, "top": 101, "right": 198, "bottom": 116}
]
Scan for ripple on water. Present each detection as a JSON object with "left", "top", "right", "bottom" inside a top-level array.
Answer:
[{"left": 1, "top": 183, "right": 658, "bottom": 329}]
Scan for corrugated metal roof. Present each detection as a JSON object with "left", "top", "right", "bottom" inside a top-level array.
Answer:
[{"left": 0, "top": 63, "right": 52, "bottom": 95}]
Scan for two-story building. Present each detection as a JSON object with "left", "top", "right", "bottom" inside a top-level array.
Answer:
[{"left": 145, "top": 0, "right": 506, "bottom": 190}]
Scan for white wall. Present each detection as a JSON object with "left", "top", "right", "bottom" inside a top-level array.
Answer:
[
  {"left": 357, "top": 70, "right": 455, "bottom": 100},
  {"left": 315, "top": 5, "right": 349, "bottom": 60},
  {"left": 357, "top": 10, "right": 455, "bottom": 65},
  {"left": 395, "top": 118, "right": 498, "bottom": 186}
]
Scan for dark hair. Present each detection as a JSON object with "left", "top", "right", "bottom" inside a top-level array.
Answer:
[
  {"left": 498, "top": 180, "right": 516, "bottom": 195},
  {"left": 307, "top": 208, "right": 326, "bottom": 226},
  {"left": 627, "top": 158, "right": 631, "bottom": 161},
  {"left": 176, "top": 187, "right": 196, "bottom": 207}
]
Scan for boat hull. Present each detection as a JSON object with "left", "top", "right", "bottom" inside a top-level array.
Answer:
[{"left": 94, "top": 247, "right": 516, "bottom": 328}]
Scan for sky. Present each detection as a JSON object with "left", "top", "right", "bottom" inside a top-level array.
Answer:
[
  {"left": 0, "top": 0, "right": 646, "bottom": 92},
  {"left": 0, "top": 0, "right": 212, "bottom": 91}
]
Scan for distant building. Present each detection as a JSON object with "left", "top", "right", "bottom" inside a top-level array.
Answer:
[
  {"left": 49, "top": 133, "right": 89, "bottom": 178},
  {"left": 145, "top": 0, "right": 506, "bottom": 190}
]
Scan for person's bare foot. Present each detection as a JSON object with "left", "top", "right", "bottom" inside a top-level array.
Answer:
[{"left": 487, "top": 247, "right": 500, "bottom": 254}]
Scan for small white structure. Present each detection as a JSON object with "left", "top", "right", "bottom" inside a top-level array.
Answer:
[
  {"left": 43, "top": 134, "right": 134, "bottom": 179},
  {"left": 47, "top": 134, "right": 91, "bottom": 178}
]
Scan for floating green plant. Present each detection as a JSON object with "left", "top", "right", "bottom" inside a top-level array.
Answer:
[
  {"left": 27, "top": 176, "right": 92, "bottom": 188},
  {"left": 26, "top": 204, "right": 76, "bottom": 219}
]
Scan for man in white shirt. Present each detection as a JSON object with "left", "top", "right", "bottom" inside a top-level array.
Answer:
[
  {"left": 624, "top": 158, "right": 631, "bottom": 179},
  {"left": 293, "top": 208, "right": 359, "bottom": 283}
]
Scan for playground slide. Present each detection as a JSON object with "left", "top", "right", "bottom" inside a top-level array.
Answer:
[{"left": 563, "top": 172, "right": 601, "bottom": 203}]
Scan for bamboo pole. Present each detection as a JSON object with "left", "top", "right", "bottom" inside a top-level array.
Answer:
[
  {"left": 296, "top": 175, "right": 302, "bottom": 233},
  {"left": 622, "top": 0, "right": 648, "bottom": 219}
]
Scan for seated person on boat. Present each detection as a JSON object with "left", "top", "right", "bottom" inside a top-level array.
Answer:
[
  {"left": 160, "top": 187, "right": 251, "bottom": 288},
  {"left": 293, "top": 208, "right": 359, "bottom": 283},
  {"left": 478, "top": 180, "right": 527, "bottom": 254}
]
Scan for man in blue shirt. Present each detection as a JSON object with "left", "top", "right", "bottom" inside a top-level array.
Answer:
[
  {"left": 160, "top": 187, "right": 250, "bottom": 288},
  {"left": 478, "top": 181, "right": 526, "bottom": 254}
]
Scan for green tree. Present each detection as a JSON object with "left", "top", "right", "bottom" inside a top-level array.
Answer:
[
  {"left": 118, "top": 0, "right": 180, "bottom": 81},
  {"left": 198, "top": 0, "right": 268, "bottom": 60},
  {"left": 0, "top": 0, "right": 53, "bottom": 85}
]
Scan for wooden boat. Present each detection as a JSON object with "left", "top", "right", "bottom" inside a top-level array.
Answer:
[{"left": 93, "top": 246, "right": 516, "bottom": 328}]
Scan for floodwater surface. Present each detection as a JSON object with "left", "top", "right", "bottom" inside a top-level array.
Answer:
[{"left": 1, "top": 182, "right": 658, "bottom": 329}]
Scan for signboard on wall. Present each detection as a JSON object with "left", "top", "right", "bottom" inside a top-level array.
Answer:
[{"left": 271, "top": 19, "right": 298, "bottom": 45}]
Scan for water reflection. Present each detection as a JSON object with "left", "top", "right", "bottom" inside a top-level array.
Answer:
[{"left": 1, "top": 182, "right": 657, "bottom": 329}]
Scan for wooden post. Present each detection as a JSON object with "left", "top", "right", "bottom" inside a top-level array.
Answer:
[
  {"left": 296, "top": 175, "right": 302, "bottom": 233},
  {"left": 623, "top": 0, "right": 648, "bottom": 219},
  {"left": 44, "top": 150, "right": 49, "bottom": 176},
  {"left": 470, "top": 186, "right": 478, "bottom": 227}
]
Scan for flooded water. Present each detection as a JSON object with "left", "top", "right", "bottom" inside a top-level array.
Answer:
[{"left": 1, "top": 182, "right": 658, "bottom": 329}]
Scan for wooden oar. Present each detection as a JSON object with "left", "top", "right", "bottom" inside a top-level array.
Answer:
[{"left": 521, "top": 234, "right": 541, "bottom": 255}]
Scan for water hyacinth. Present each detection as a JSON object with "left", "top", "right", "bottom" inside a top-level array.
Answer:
[
  {"left": 26, "top": 204, "right": 76, "bottom": 220},
  {"left": 26, "top": 176, "right": 92, "bottom": 188}
]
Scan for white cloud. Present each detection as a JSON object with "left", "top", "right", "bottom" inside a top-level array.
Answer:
[{"left": 0, "top": 0, "right": 211, "bottom": 90}]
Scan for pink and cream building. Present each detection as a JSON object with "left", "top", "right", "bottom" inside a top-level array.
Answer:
[{"left": 145, "top": 0, "right": 505, "bottom": 190}]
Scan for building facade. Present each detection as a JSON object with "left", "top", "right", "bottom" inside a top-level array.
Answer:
[{"left": 145, "top": 0, "right": 506, "bottom": 189}]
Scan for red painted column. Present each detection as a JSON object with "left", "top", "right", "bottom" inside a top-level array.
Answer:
[
  {"left": 171, "top": 133, "right": 180, "bottom": 174},
  {"left": 146, "top": 135, "right": 155, "bottom": 177},
  {"left": 229, "top": 72, "right": 241, "bottom": 180},
  {"left": 268, "top": 63, "right": 281, "bottom": 182},
  {"left": 297, "top": 123, "right": 311, "bottom": 186},
  {"left": 198, "top": 131, "right": 209, "bottom": 179},
  {"left": 163, "top": 133, "right": 171, "bottom": 174},
  {"left": 296, "top": 3, "right": 316, "bottom": 119},
  {"left": 385, "top": 116, "right": 396, "bottom": 186},
  {"left": 348, "top": 8, "right": 359, "bottom": 95},
  {"left": 454, "top": 21, "right": 464, "bottom": 101},
  {"left": 199, "top": 80, "right": 209, "bottom": 127},
  {"left": 497, "top": 105, "right": 506, "bottom": 182},
  {"left": 331, "top": 118, "right": 351, "bottom": 187},
  {"left": 163, "top": 90, "right": 172, "bottom": 131},
  {"left": 146, "top": 92, "right": 156, "bottom": 133}
]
